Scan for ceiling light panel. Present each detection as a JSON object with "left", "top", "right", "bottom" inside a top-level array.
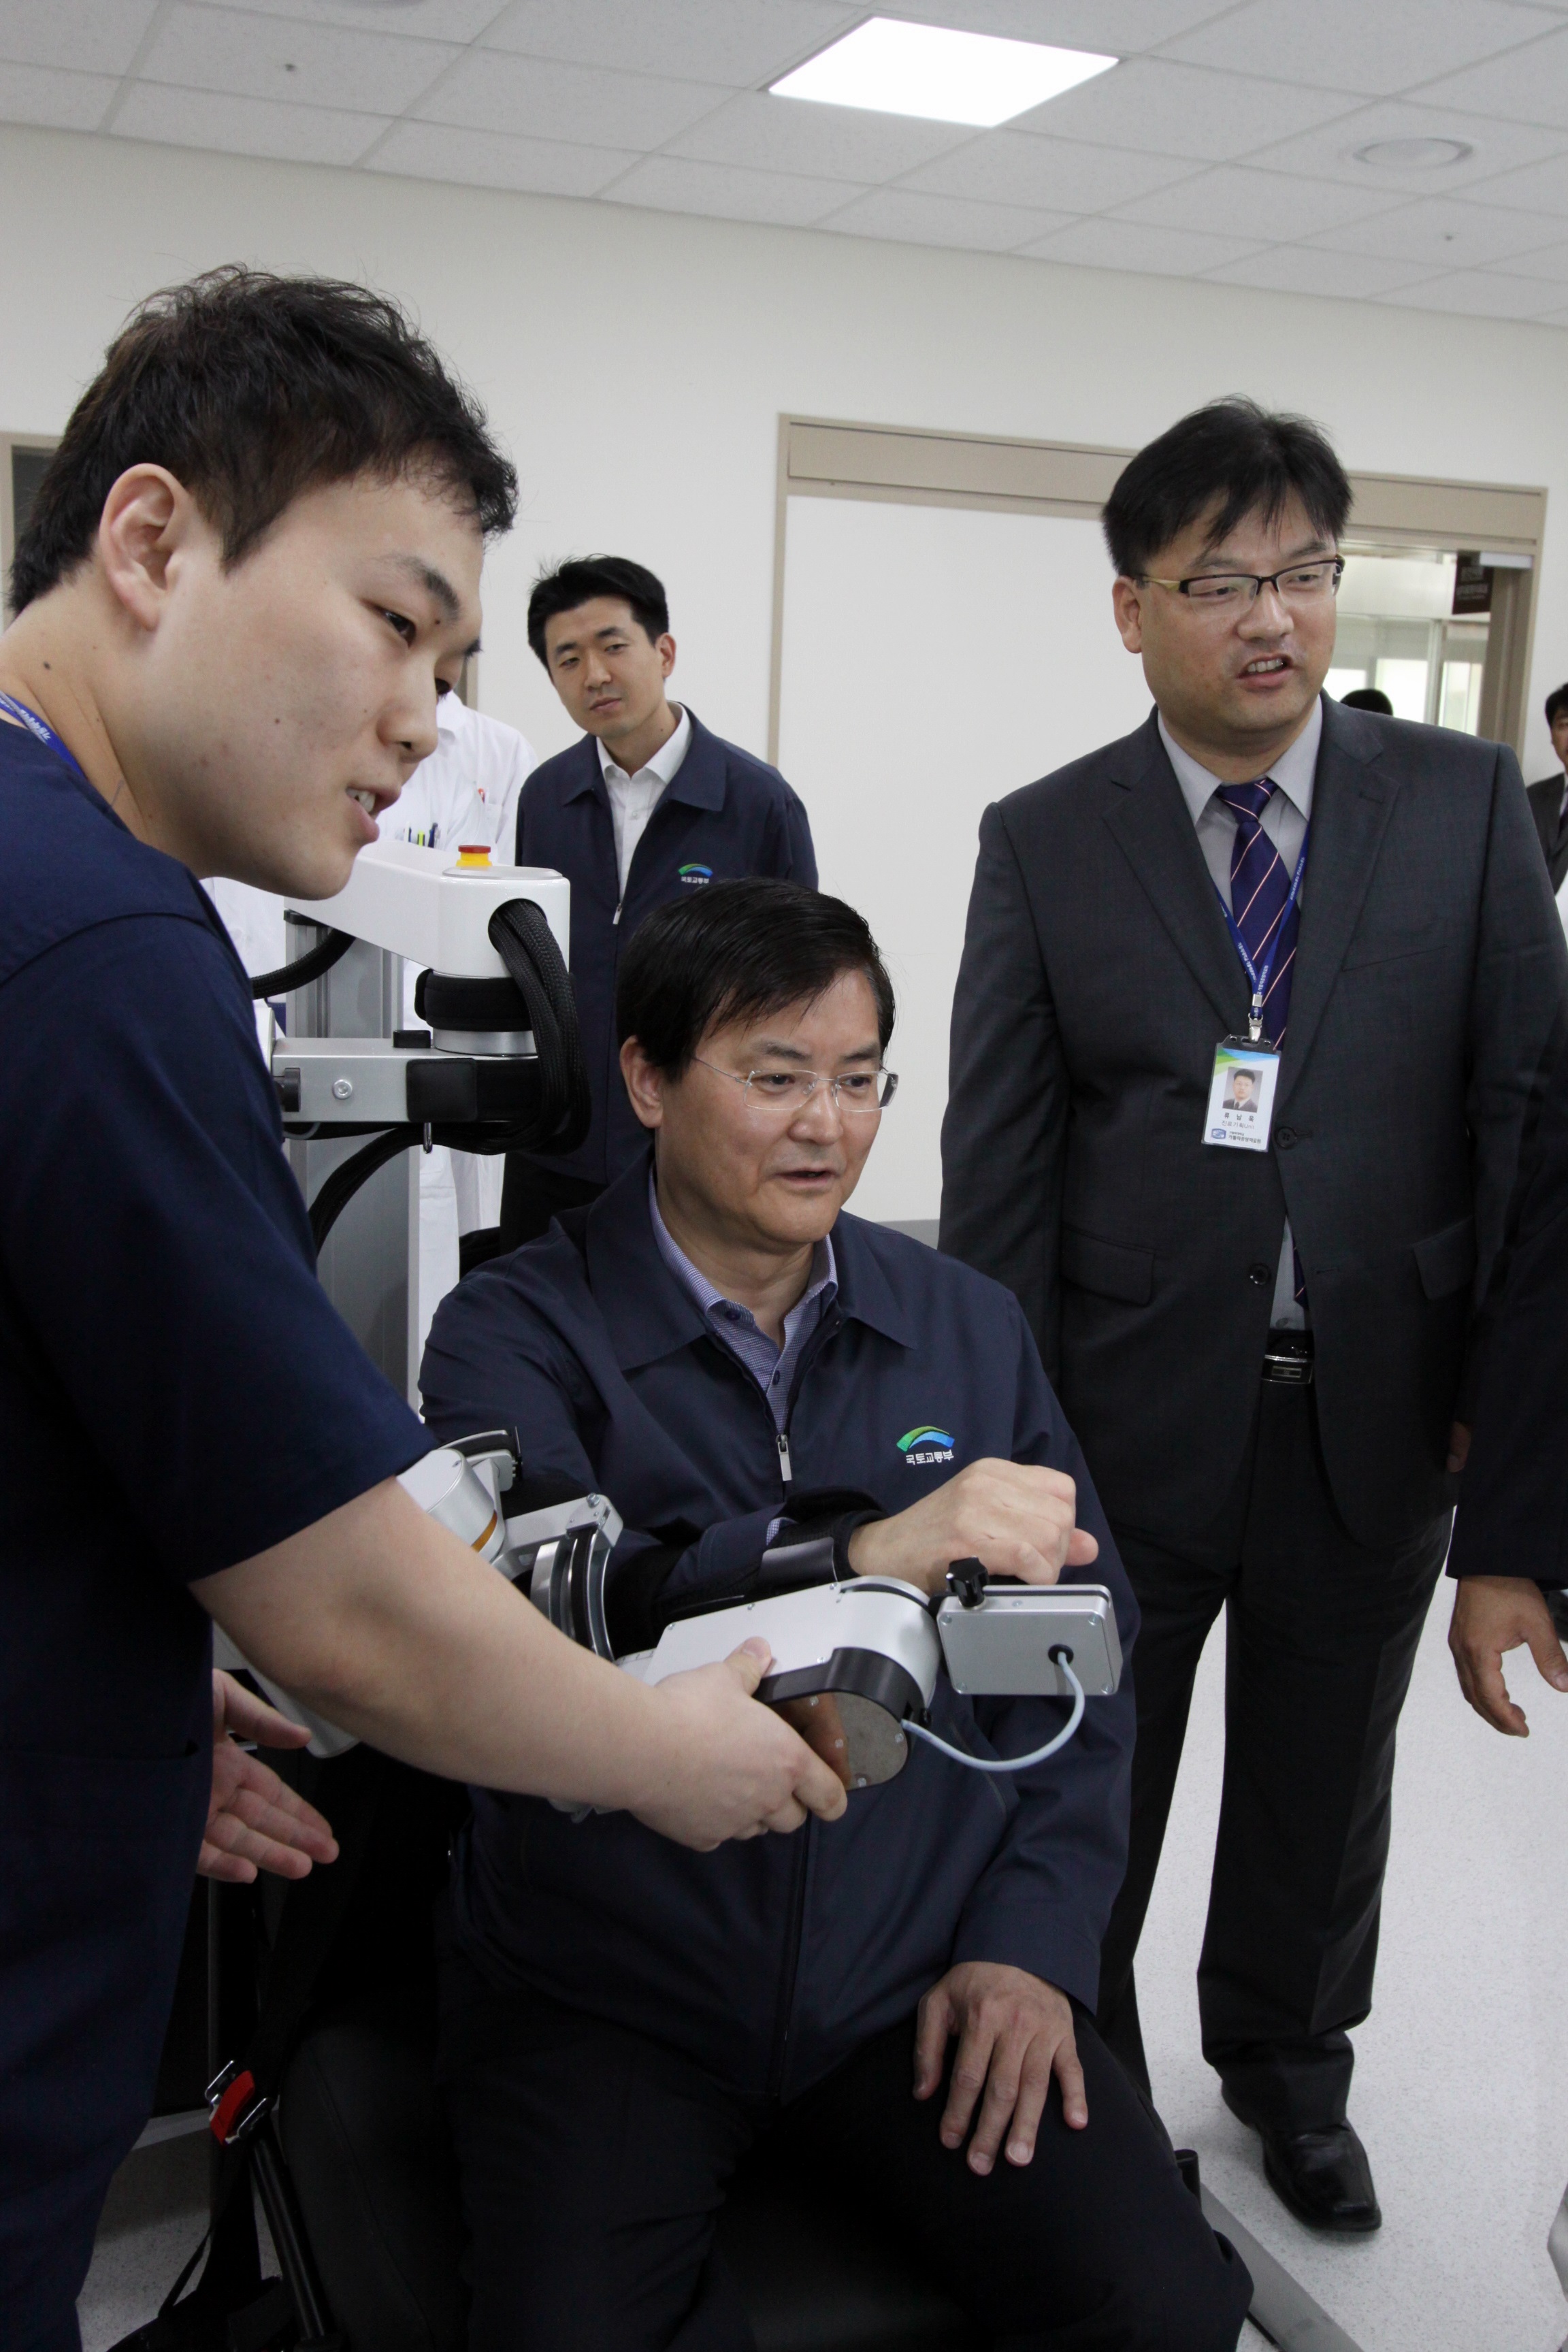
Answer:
[{"left": 770, "top": 16, "right": 1116, "bottom": 129}]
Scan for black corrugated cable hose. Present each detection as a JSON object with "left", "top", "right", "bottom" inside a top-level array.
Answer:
[
  {"left": 248, "top": 926, "right": 355, "bottom": 1000},
  {"left": 307, "top": 897, "right": 590, "bottom": 1252}
]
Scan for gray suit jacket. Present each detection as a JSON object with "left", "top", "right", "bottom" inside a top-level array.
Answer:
[
  {"left": 1526, "top": 773, "right": 1568, "bottom": 892},
  {"left": 939, "top": 698, "right": 1566, "bottom": 1551}
]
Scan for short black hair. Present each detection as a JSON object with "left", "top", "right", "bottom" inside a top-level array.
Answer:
[
  {"left": 528, "top": 555, "right": 668, "bottom": 666},
  {"left": 11, "top": 266, "right": 517, "bottom": 614},
  {"left": 1341, "top": 686, "right": 1394, "bottom": 715},
  {"left": 617, "top": 880, "right": 895, "bottom": 1076},
  {"left": 1102, "top": 397, "right": 1351, "bottom": 581},
  {"left": 1546, "top": 683, "right": 1568, "bottom": 727}
]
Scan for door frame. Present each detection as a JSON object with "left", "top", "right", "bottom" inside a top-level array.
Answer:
[{"left": 767, "top": 414, "right": 1547, "bottom": 763}]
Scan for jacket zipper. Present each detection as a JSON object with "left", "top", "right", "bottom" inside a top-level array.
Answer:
[{"left": 768, "top": 1814, "right": 813, "bottom": 2099}]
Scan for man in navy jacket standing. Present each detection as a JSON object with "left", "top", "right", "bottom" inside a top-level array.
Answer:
[
  {"left": 502, "top": 556, "right": 815, "bottom": 1249},
  {"left": 423, "top": 880, "right": 1252, "bottom": 2352}
]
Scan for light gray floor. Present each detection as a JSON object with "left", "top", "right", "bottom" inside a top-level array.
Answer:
[
  {"left": 1137, "top": 1581, "right": 1568, "bottom": 2352},
  {"left": 79, "top": 1578, "right": 1568, "bottom": 2351}
]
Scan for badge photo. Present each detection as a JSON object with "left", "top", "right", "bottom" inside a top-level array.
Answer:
[{"left": 1203, "top": 1041, "right": 1280, "bottom": 1153}]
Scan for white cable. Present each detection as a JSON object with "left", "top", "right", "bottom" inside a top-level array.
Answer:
[{"left": 904, "top": 1659, "right": 1086, "bottom": 1774}]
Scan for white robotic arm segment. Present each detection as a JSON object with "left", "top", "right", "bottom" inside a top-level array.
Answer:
[
  {"left": 287, "top": 835, "right": 570, "bottom": 975},
  {"left": 222, "top": 1440, "right": 1121, "bottom": 1789}
]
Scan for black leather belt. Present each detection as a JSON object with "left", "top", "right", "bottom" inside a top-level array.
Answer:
[{"left": 1262, "top": 1330, "right": 1313, "bottom": 1385}]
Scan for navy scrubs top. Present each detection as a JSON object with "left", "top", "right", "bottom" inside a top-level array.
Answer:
[{"left": 0, "top": 725, "right": 429, "bottom": 2338}]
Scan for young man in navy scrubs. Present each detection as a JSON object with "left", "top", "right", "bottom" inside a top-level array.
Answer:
[
  {"left": 0, "top": 271, "right": 843, "bottom": 2352},
  {"left": 500, "top": 555, "right": 816, "bottom": 1250}
]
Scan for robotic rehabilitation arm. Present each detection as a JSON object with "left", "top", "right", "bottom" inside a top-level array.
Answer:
[{"left": 220, "top": 1441, "right": 1121, "bottom": 1793}]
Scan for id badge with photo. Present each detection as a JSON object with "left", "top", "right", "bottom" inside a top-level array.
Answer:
[{"left": 1202, "top": 1036, "right": 1280, "bottom": 1153}]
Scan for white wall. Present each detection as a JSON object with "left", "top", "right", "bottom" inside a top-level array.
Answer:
[
  {"left": 3, "top": 119, "right": 1565, "bottom": 847},
  {"left": 779, "top": 500, "right": 1152, "bottom": 1221}
]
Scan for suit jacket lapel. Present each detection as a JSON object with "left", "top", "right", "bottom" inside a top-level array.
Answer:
[
  {"left": 1101, "top": 711, "right": 1251, "bottom": 1035},
  {"left": 1276, "top": 699, "right": 1396, "bottom": 1100}
]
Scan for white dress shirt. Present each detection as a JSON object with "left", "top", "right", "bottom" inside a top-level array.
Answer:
[
  {"left": 598, "top": 705, "right": 691, "bottom": 898},
  {"left": 1158, "top": 698, "right": 1323, "bottom": 1332}
]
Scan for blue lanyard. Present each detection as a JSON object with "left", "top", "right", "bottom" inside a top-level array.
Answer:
[
  {"left": 1213, "top": 828, "right": 1309, "bottom": 1043},
  {"left": 0, "top": 690, "right": 87, "bottom": 785}
]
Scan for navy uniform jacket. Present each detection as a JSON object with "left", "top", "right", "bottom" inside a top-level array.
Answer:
[
  {"left": 0, "top": 728, "right": 424, "bottom": 2335},
  {"left": 514, "top": 712, "right": 815, "bottom": 1187},
  {"left": 421, "top": 1157, "right": 1137, "bottom": 2104}
]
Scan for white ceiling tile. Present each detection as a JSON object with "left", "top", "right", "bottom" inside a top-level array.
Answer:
[
  {"left": 1203, "top": 244, "right": 1439, "bottom": 297},
  {"left": 140, "top": 5, "right": 456, "bottom": 115},
  {"left": 1004, "top": 59, "right": 1362, "bottom": 161},
  {"left": 0, "top": 0, "right": 159, "bottom": 78},
  {"left": 112, "top": 80, "right": 388, "bottom": 163},
  {"left": 1018, "top": 214, "right": 1265, "bottom": 271},
  {"left": 666, "top": 91, "right": 971, "bottom": 180},
  {"left": 414, "top": 48, "right": 727, "bottom": 147},
  {"left": 1461, "top": 150, "right": 1568, "bottom": 213},
  {"left": 898, "top": 129, "right": 1199, "bottom": 212},
  {"left": 1113, "top": 163, "right": 1405, "bottom": 240},
  {"left": 1241, "top": 97, "right": 1567, "bottom": 189},
  {"left": 820, "top": 186, "right": 1077, "bottom": 249},
  {"left": 1416, "top": 23, "right": 1568, "bottom": 129},
  {"left": 604, "top": 153, "right": 862, "bottom": 226},
  {"left": 1375, "top": 266, "right": 1568, "bottom": 316},
  {"left": 1306, "top": 194, "right": 1565, "bottom": 265},
  {"left": 1161, "top": 0, "right": 1546, "bottom": 97},
  {"left": 365, "top": 118, "right": 638, "bottom": 195},
  {"left": 1490, "top": 233, "right": 1568, "bottom": 278},
  {"left": 875, "top": 1, "right": 1240, "bottom": 52},
  {"left": 0, "top": 59, "right": 117, "bottom": 131},
  {"left": 193, "top": 0, "right": 503, "bottom": 37},
  {"left": 485, "top": 0, "right": 856, "bottom": 87}
]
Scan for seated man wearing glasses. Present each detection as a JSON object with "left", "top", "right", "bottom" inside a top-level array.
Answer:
[{"left": 421, "top": 879, "right": 1252, "bottom": 2352}]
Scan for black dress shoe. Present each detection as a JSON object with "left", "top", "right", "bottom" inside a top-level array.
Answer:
[{"left": 1246, "top": 2111, "right": 1382, "bottom": 2234}]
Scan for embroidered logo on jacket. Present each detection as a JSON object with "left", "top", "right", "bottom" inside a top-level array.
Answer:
[
  {"left": 679, "top": 862, "right": 713, "bottom": 885},
  {"left": 898, "top": 1426, "right": 955, "bottom": 1465}
]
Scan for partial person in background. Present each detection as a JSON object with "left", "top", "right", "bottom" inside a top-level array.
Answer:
[
  {"left": 939, "top": 397, "right": 1565, "bottom": 2236},
  {"left": 207, "top": 686, "right": 536, "bottom": 1330},
  {"left": 1527, "top": 682, "right": 1568, "bottom": 892},
  {"left": 503, "top": 555, "right": 815, "bottom": 1251},
  {"left": 1443, "top": 996, "right": 1568, "bottom": 2337},
  {"left": 1339, "top": 686, "right": 1392, "bottom": 716},
  {"left": 378, "top": 687, "right": 536, "bottom": 1301}
]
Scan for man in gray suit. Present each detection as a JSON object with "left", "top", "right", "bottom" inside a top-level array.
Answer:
[
  {"left": 940, "top": 399, "right": 1565, "bottom": 2236},
  {"left": 1526, "top": 681, "right": 1568, "bottom": 891}
]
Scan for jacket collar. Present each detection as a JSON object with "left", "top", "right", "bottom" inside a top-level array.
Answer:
[
  {"left": 562, "top": 708, "right": 728, "bottom": 813},
  {"left": 1101, "top": 706, "right": 1252, "bottom": 1036},
  {"left": 1099, "top": 696, "right": 1397, "bottom": 1073},
  {"left": 1273, "top": 693, "right": 1396, "bottom": 1101},
  {"left": 584, "top": 1152, "right": 912, "bottom": 1372}
]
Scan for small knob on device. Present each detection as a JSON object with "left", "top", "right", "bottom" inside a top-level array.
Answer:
[{"left": 946, "top": 1558, "right": 987, "bottom": 1610}]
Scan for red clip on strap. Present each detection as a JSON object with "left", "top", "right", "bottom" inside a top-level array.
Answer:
[{"left": 209, "top": 2068, "right": 259, "bottom": 2146}]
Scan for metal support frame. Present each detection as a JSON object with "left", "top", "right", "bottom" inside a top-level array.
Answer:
[
  {"left": 1201, "top": 2189, "right": 1365, "bottom": 2352},
  {"left": 282, "top": 926, "right": 421, "bottom": 1405}
]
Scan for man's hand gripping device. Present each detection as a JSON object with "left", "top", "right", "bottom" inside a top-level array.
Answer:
[{"left": 222, "top": 1441, "right": 1121, "bottom": 1791}]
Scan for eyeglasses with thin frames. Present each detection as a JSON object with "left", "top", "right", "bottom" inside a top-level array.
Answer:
[
  {"left": 691, "top": 1058, "right": 898, "bottom": 1117},
  {"left": 1140, "top": 557, "right": 1344, "bottom": 612}
]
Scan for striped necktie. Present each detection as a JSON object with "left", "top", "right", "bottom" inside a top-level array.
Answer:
[
  {"left": 1215, "top": 779, "right": 1298, "bottom": 1046},
  {"left": 1215, "top": 779, "right": 1306, "bottom": 1307}
]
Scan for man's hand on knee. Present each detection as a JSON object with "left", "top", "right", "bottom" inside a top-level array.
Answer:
[
  {"left": 847, "top": 1460, "right": 1099, "bottom": 1596},
  {"left": 1448, "top": 1575, "right": 1568, "bottom": 1736},
  {"left": 913, "top": 1961, "right": 1086, "bottom": 2175}
]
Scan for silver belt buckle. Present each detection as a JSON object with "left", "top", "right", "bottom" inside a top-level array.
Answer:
[{"left": 1262, "top": 1334, "right": 1313, "bottom": 1386}]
